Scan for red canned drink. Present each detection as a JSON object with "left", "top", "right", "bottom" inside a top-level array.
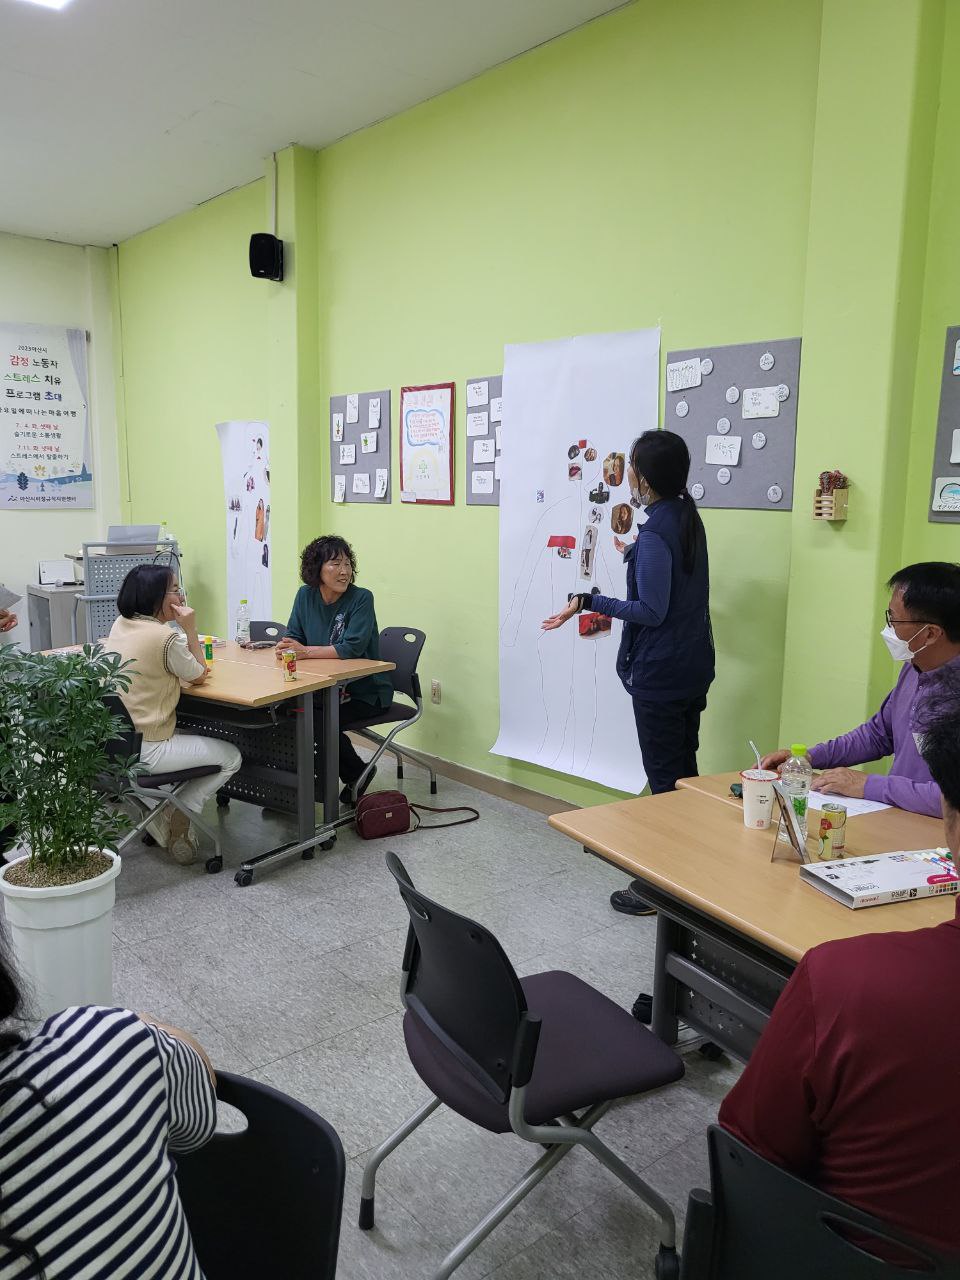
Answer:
[{"left": 281, "top": 649, "right": 298, "bottom": 681}]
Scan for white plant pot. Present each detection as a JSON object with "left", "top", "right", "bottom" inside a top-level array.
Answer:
[{"left": 0, "top": 851, "right": 121, "bottom": 1019}]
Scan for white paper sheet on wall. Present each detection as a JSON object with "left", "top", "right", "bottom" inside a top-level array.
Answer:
[
  {"left": 490, "top": 396, "right": 503, "bottom": 422},
  {"left": 332, "top": 413, "right": 344, "bottom": 441},
  {"left": 334, "top": 475, "right": 346, "bottom": 503},
  {"left": 473, "top": 438, "right": 496, "bottom": 464},
  {"left": 361, "top": 432, "right": 378, "bottom": 454},
  {"left": 666, "top": 358, "right": 702, "bottom": 392},
  {"left": 346, "top": 395, "right": 359, "bottom": 424},
  {"left": 352, "top": 472, "right": 370, "bottom": 494},
  {"left": 741, "top": 387, "right": 780, "bottom": 419},
  {"left": 471, "top": 469, "right": 494, "bottom": 494},
  {"left": 368, "top": 398, "right": 380, "bottom": 429},
  {"left": 374, "top": 468, "right": 388, "bottom": 498},
  {"left": 339, "top": 444, "right": 356, "bottom": 465},
  {"left": 495, "top": 425, "right": 502, "bottom": 452},
  {"left": 705, "top": 435, "right": 742, "bottom": 466},
  {"left": 467, "top": 411, "right": 489, "bottom": 437},
  {"left": 951, "top": 429, "right": 960, "bottom": 464},
  {"left": 467, "top": 380, "right": 489, "bottom": 407}
]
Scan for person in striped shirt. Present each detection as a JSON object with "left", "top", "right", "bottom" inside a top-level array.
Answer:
[{"left": 0, "top": 957, "right": 217, "bottom": 1279}]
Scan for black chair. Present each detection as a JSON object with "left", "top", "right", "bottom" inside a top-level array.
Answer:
[
  {"left": 680, "top": 1125, "right": 960, "bottom": 1279},
  {"left": 176, "top": 1070, "right": 345, "bottom": 1280},
  {"left": 249, "top": 619, "right": 286, "bottom": 644},
  {"left": 100, "top": 694, "right": 225, "bottom": 874},
  {"left": 345, "top": 626, "right": 436, "bottom": 803},
  {"left": 359, "top": 852, "right": 686, "bottom": 1280}
]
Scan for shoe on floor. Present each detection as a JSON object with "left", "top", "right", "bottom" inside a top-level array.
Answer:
[
  {"left": 144, "top": 807, "right": 171, "bottom": 849},
  {"left": 168, "top": 810, "right": 199, "bottom": 866},
  {"left": 610, "top": 886, "right": 656, "bottom": 916},
  {"left": 631, "top": 993, "right": 653, "bottom": 1024},
  {"left": 340, "top": 767, "right": 376, "bottom": 808}
]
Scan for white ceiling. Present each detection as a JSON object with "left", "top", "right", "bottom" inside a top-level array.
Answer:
[{"left": 0, "top": 0, "right": 626, "bottom": 247}]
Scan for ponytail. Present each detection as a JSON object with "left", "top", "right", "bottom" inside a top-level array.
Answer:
[
  {"left": 678, "top": 489, "right": 706, "bottom": 576},
  {"left": 630, "top": 431, "right": 705, "bottom": 575}
]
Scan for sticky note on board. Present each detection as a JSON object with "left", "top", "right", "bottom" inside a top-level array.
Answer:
[
  {"left": 361, "top": 431, "right": 378, "bottom": 454},
  {"left": 494, "top": 457, "right": 501, "bottom": 481},
  {"left": 741, "top": 387, "right": 780, "bottom": 419},
  {"left": 332, "top": 412, "right": 344, "bottom": 441},
  {"left": 490, "top": 396, "right": 503, "bottom": 422},
  {"left": 334, "top": 475, "right": 346, "bottom": 503},
  {"left": 346, "top": 394, "right": 359, "bottom": 424},
  {"left": 472, "top": 469, "right": 494, "bottom": 495},
  {"left": 954, "top": 339, "right": 960, "bottom": 375},
  {"left": 375, "top": 468, "right": 388, "bottom": 498},
  {"left": 467, "top": 411, "right": 488, "bottom": 437},
  {"left": 705, "top": 435, "right": 742, "bottom": 466},
  {"left": 467, "top": 380, "right": 489, "bottom": 407},
  {"left": 352, "top": 472, "right": 370, "bottom": 494},
  {"left": 339, "top": 443, "right": 356, "bottom": 465},
  {"left": 368, "top": 398, "right": 380, "bottom": 429},
  {"left": 666, "top": 358, "right": 702, "bottom": 393},
  {"left": 473, "top": 438, "right": 496, "bottom": 464},
  {"left": 495, "top": 425, "right": 502, "bottom": 452}
]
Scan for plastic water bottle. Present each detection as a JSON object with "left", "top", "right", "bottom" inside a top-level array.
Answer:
[
  {"left": 234, "top": 598, "right": 250, "bottom": 646},
  {"left": 159, "top": 520, "right": 176, "bottom": 548},
  {"left": 781, "top": 744, "right": 814, "bottom": 839}
]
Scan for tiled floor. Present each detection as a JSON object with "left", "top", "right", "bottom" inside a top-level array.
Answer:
[{"left": 111, "top": 767, "right": 741, "bottom": 1279}]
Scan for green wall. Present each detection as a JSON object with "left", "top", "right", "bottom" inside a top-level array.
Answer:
[{"left": 114, "top": 0, "right": 960, "bottom": 809}]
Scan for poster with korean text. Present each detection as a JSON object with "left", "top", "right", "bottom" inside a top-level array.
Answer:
[
  {"left": 0, "top": 323, "right": 91, "bottom": 509},
  {"left": 399, "top": 382, "right": 454, "bottom": 504}
]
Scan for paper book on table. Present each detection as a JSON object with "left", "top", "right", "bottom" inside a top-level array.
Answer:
[{"left": 800, "top": 849, "right": 958, "bottom": 909}]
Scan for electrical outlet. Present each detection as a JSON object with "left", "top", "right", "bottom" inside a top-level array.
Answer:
[{"left": 431, "top": 679, "right": 441, "bottom": 705}]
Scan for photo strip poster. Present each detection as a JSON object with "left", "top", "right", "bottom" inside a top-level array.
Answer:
[
  {"left": 493, "top": 328, "right": 661, "bottom": 793},
  {"left": 216, "top": 420, "right": 272, "bottom": 631},
  {"left": 0, "top": 322, "right": 92, "bottom": 509}
]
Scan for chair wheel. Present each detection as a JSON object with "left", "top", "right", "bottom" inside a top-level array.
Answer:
[
  {"left": 142, "top": 833, "right": 157, "bottom": 847},
  {"left": 205, "top": 856, "right": 223, "bottom": 875},
  {"left": 655, "top": 1245, "right": 679, "bottom": 1280},
  {"left": 699, "top": 1041, "right": 725, "bottom": 1062},
  {"left": 216, "top": 794, "right": 230, "bottom": 809},
  {"left": 234, "top": 870, "right": 253, "bottom": 887},
  {"left": 320, "top": 837, "right": 336, "bottom": 851}
]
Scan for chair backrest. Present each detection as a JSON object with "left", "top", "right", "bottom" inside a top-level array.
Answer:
[
  {"left": 682, "top": 1125, "right": 960, "bottom": 1279},
  {"left": 175, "top": 1070, "right": 345, "bottom": 1280},
  {"left": 249, "top": 619, "right": 286, "bottom": 643},
  {"left": 378, "top": 627, "right": 426, "bottom": 702},
  {"left": 386, "top": 851, "right": 541, "bottom": 1104},
  {"left": 102, "top": 693, "right": 141, "bottom": 762}
]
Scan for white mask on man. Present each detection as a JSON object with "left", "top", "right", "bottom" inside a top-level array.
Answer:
[{"left": 880, "top": 623, "right": 930, "bottom": 663}]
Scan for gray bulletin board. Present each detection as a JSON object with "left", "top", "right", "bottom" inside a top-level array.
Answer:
[
  {"left": 329, "top": 389, "right": 391, "bottom": 505},
  {"left": 928, "top": 326, "right": 960, "bottom": 522},
  {"left": 665, "top": 337, "right": 801, "bottom": 511},
  {"left": 465, "top": 375, "right": 502, "bottom": 506}
]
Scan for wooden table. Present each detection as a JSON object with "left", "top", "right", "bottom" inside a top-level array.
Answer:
[
  {"left": 176, "top": 642, "right": 393, "bottom": 884},
  {"left": 549, "top": 777, "right": 947, "bottom": 1060}
]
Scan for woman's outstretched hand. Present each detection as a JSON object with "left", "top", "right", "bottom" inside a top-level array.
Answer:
[{"left": 542, "top": 601, "right": 579, "bottom": 631}]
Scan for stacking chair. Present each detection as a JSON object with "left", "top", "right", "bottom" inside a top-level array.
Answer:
[
  {"left": 359, "top": 852, "right": 686, "bottom": 1280},
  {"left": 100, "top": 694, "right": 225, "bottom": 874},
  {"left": 680, "top": 1125, "right": 960, "bottom": 1279},
  {"left": 345, "top": 627, "right": 436, "bottom": 803},
  {"left": 176, "top": 1070, "right": 345, "bottom": 1280}
]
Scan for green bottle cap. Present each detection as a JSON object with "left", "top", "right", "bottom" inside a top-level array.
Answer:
[{"left": 790, "top": 744, "right": 807, "bottom": 756}]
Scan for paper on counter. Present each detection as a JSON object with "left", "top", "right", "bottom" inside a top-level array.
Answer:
[
  {"left": 467, "top": 411, "right": 488, "bottom": 438},
  {"left": 346, "top": 394, "right": 359, "bottom": 424},
  {"left": 333, "top": 476, "right": 346, "bottom": 503},
  {"left": 352, "top": 472, "right": 370, "bottom": 494},
  {"left": 467, "top": 380, "right": 489, "bottom": 407},
  {"left": 471, "top": 469, "right": 494, "bottom": 495},
  {"left": 374, "top": 468, "right": 388, "bottom": 498},
  {"left": 807, "top": 790, "right": 889, "bottom": 817},
  {"left": 473, "top": 438, "right": 496, "bottom": 464}
]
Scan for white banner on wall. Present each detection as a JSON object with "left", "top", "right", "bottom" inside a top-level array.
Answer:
[
  {"left": 492, "top": 328, "right": 661, "bottom": 794},
  {"left": 0, "top": 322, "right": 91, "bottom": 509},
  {"left": 216, "top": 421, "right": 272, "bottom": 633}
]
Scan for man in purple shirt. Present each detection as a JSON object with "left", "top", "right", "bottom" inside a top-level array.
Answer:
[{"left": 763, "top": 562, "right": 960, "bottom": 817}]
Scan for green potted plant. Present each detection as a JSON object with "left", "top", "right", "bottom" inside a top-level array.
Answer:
[{"left": 0, "top": 643, "right": 135, "bottom": 1017}]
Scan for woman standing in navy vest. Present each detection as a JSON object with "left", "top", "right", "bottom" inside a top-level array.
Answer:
[{"left": 544, "top": 430, "right": 715, "bottom": 918}]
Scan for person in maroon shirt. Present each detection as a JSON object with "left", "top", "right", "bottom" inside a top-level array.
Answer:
[{"left": 719, "top": 669, "right": 960, "bottom": 1257}]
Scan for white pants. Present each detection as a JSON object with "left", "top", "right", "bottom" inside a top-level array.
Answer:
[{"left": 139, "top": 733, "right": 243, "bottom": 815}]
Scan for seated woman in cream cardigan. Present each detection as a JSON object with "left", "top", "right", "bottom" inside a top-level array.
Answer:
[{"left": 105, "top": 565, "right": 241, "bottom": 864}]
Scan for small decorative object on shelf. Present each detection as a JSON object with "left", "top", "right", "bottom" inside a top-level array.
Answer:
[{"left": 813, "top": 470, "right": 849, "bottom": 522}]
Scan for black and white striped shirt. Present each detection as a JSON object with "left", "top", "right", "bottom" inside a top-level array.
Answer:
[{"left": 0, "top": 1006, "right": 216, "bottom": 1278}]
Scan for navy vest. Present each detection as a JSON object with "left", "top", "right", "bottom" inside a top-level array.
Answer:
[{"left": 615, "top": 496, "right": 715, "bottom": 702}]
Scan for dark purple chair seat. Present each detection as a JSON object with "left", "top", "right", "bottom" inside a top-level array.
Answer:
[
  {"left": 349, "top": 701, "right": 417, "bottom": 729},
  {"left": 136, "top": 765, "right": 220, "bottom": 788},
  {"left": 404, "top": 969, "right": 684, "bottom": 1133}
]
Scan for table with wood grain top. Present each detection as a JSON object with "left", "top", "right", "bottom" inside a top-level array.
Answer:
[{"left": 549, "top": 777, "right": 948, "bottom": 1060}]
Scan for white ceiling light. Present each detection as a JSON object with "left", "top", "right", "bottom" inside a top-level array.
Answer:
[{"left": 17, "top": 0, "right": 75, "bottom": 9}]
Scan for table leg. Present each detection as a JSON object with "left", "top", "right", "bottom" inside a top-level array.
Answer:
[
  {"left": 321, "top": 685, "right": 340, "bottom": 827},
  {"left": 298, "top": 689, "right": 317, "bottom": 841},
  {"left": 651, "top": 912, "right": 680, "bottom": 1046}
]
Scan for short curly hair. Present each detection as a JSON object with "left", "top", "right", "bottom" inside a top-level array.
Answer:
[{"left": 300, "top": 535, "right": 357, "bottom": 589}]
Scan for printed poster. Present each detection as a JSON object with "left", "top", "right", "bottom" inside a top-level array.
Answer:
[
  {"left": 216, "top": 421, "right": 272, "bottom": 631},
  {"left": 492, "top": 328, "right": 661, "bottom": 794},
  {"left": 399, "top": 383, "right": 454, "bottom": 504},
  {"left": 0, "top": 323, "right": 92, "bottom": 509}
]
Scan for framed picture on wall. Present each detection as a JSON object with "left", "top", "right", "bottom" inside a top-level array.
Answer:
[{"left": 399, "top": 382, "right": 455, "bottom": 505}]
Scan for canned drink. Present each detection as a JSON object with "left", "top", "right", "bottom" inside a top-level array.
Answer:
[
  {"left": 281, "top": 649, "right": 298, "bottom": 681},
  {"left": 816, "top": 802, "right": 847, "bottom": 860},
  {"left": 202, "top": 636, "right": 214, "bottom": 667}
]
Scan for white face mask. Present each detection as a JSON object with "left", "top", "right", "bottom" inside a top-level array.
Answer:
[
  {"left": 631, "top": 476, "right": 649, "bottom": 508},
  {"left": 880, "top": 623, "right": 930, "bottom": 663}
]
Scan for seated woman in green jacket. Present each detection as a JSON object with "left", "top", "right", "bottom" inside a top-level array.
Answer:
[{"left": 277, "top": 535, "right": 393, "bottom": 803}]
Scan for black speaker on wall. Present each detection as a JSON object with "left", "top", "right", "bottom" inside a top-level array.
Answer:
[{"left": 249, "top": 233, "right": 284, "bottom": 281}]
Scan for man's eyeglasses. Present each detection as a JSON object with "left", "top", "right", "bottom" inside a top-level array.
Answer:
[{"left": 885, "top": 609, "right": 931, "bottom": 628}]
